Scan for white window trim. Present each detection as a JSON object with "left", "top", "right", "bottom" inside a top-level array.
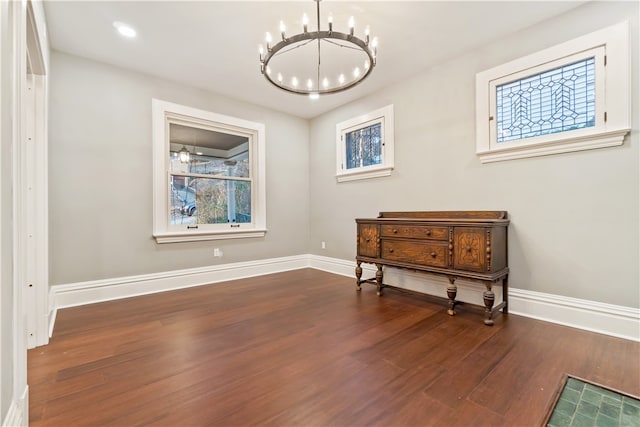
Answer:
[
  {"left": 152, "top": 99, "right": 266, "bottom": 243},
  {"left": 476, "top": 21, "right": 630, "bottom": 163},
  {"left": 336, "top": 104, "right": 394, "bottom": 182}
]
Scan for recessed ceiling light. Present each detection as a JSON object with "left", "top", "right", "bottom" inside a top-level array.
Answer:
[{"left": 113, "top": 21, "right": 136, "bottom": 38}]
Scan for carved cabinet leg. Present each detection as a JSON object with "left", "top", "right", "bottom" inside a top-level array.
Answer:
[
  {"left": 355, "top": 262, "right": 363, "bottom": 291},
  {"left": 483, "top": 281, "right": 496, "bottom": 326},
  {"left": 375, "top": 264, "right": 384, "bottom": 296},
  {"left": 502, "top": 275, "right": 509, "bottom": 314},
  {"left": 447, "top": 276, "right": 457, "bottom": 316}
]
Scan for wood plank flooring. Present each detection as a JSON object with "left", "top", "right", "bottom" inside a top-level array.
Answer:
[{"left": 28, "top": 269, "right": 640, "bottom": 426}]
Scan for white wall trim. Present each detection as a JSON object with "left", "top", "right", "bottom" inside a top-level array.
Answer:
[
  {"left": 1, "top": 400, "right": 22, "bottom": 427},
  {"left": 477, "top": 128, "right": 629, "bottom": 163},
  {"left": 47, "top": 286, "right": 56, "bottom": 338},
  {"left": 308, "top": 255, "right": 640, "bottom": 342},
  {"left": 52, "top": 255, "right": 310, "bottom": 310},
  {"left": 49, "top": 255, "right": 639, "bottom": 343},
  {"left": 509, "top": 288, "right": 640, "bottom": 342},
  {"left": 2, "top": 385, "right": 27, "bottom": 427}
]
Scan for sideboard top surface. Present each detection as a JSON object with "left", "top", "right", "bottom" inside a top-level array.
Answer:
[{"left": 356, "top": 211, "right": 509, "bottom": 225}]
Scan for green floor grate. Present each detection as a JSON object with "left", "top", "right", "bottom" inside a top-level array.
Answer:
[{"left": 546, "top": 376, "right": 640, "bottom": 427}]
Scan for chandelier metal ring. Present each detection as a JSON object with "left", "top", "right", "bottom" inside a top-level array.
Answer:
[{"left": 258, "top": 0, "right": 377, "bottom": 97}]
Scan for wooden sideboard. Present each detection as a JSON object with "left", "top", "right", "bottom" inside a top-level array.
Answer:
[{"left": 355, "top": 211, "right": 509, "bottom": 325}]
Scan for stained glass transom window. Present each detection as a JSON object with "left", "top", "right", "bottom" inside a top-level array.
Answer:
[
  {"left": 496, "top": 57, "right": 595, "bottom": 143},
  {"left": 345, "top": 123, "right": 382, "bottom": 170}
]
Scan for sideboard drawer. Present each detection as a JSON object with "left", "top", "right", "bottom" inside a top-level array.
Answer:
[
  {"left": 380, "top": 225, "right": 448, "bottom": 241},
  {"left": 381, "top": 240, "right": 448, "bottom": 268}
]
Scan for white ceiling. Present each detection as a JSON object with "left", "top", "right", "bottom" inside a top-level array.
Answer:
[{"left": 44, "top": 1, "right": 587, "bottom": 119}]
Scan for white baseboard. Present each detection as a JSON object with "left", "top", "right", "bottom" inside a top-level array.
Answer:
[
  {"left": 48, "top": 287, "right": 56, "bottom": 335},
  {"left": 50, "top": 254, "right": 639, "bottom": 342},
  {"left": 2, "top": 386, "right": 28, "bottom": 427},
  {"left": 508, "top": 288, "right": 640, "bottom": 342},
  {"left": 52, "top": 255, "right": 309, "bottom": 309},
  {"left": 309, "top": 255, "right": 639, "bottom": 342},
  {"left": 48, "top": 306, "right": 57, "bottom": 339}
]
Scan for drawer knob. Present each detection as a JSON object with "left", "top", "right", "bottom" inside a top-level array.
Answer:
[
  {"left": 392, "top": 229, "right": 398, "bottom": 234},
  {"left": 388, "top": 248, "right": 394, "bottom": 253},
  {"left": 466, "top": 246, "right": 472, "bottom": 253},
  {"left": 365, "top": 238, "right": 370, "bottom": 242},
  {"left": 425, "top": 230, "right": 432, "bottom": 236},
  {"left": 430, "top": 252, "right": 437, "bottom": 258}
]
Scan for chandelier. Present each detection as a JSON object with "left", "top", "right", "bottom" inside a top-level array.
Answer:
[{"left": 258, "top": 0, "right": 378, "bottom": 99}]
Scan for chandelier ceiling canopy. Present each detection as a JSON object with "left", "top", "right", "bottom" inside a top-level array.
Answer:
[{"left": 258, "top": 0, "right": 378, "bottom": 99}]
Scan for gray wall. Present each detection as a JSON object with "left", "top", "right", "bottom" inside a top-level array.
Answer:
[
  {"left": 49, "top": 52, "right": 310, "bottom": 285},
  {"left": 0, "top": 0, "right": 14, "bottom": 419},
  {"left": 49, "top": 1, "right": 639, "bottom": 310},
  {"left": 309, "top": 1, "right": 639, "bottom": 308}
]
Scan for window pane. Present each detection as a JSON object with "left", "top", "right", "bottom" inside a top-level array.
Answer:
[
  {"left": 169, "top": 123, "right": 249, "bottom": 178},
  {"left": 345, "top": 123, "right": 382, "bottom": 169},
  {"left": 170, "top": 151, "right": 249, "bottom": 178},
  {"left": 496, "top": 57, "right": 596, "bottom": 143},
  {"left": 170, "top": 176, "right": 251, "bottom": 225}
]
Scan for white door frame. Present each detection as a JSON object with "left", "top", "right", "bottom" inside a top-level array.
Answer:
[
  {"left": 22, "top": 0, "right": 48, "bottom": 348},
  {"left": 4, "top": 0, "right": 48, "bottom": 425},
  {"left": 10, "top": 1, "right": 30, "bottom": 423}
]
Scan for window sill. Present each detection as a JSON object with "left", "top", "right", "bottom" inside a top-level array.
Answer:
[
  {"left": 154, "top": 229, "right": 267, "bottom": 243},
  {"left": 336, "top": 166, "right": 393, "bottom": 183},
  {"left": 477, "top": 128, "right": 630, "bottom": 164}
]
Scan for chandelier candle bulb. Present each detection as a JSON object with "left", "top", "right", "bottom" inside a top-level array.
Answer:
[
  {"left": 279, "top": 21, "right": 286, "bottom": 40},
  {"left": 328, "top": 15, "right": 333, "bottom": 33},
  {"left": 292, "top": 77, "right": 298, "bottom": 87},
  {"left": 265, "top": 32, "right": 272, "bottom": 50},
  {"left": 348, "top": 16, "right": 354, "bottom": 36},
  {"left": 302, "top": 13, "right": 309, "bottom": 33},
  {"left": 323, "top": 77, "right": 329, "bottom": 88},
  {"left": 365, "top": 26, "right": 370, "bottom": 44},
  {"left": 307, "top": 78, "right": 313, "bottom": 89}
]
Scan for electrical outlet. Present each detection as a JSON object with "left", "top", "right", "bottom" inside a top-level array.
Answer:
[
  {"left": 321, "top": 241, "right": 326, "bottom": 249},
  {"left": 213, "top": 248, "right": 223, "bottom": 257}
]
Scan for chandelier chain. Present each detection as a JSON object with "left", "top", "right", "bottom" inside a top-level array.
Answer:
[{"left": 316, "top": 0, "right": 321, "bottom": 92}]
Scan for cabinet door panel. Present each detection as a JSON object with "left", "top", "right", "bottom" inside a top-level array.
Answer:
[
  {"left": 453, "top": 228, "right": 486, "bottom": 272},
  {"left": 358, "top": 224, "right": 379, "bottom": 258}
]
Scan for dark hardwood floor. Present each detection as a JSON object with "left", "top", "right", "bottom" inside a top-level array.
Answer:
[{"left": 28, "top": 269, "right": 640, "bottom": 426}]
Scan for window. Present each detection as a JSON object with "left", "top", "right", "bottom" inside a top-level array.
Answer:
[
  {"left": 152, "top": 99, "right": 266, "bottom": 243},
  {"left": 476, "top": 21, "right": 630, "bottom": 163},
  {"left": 496, "top": 56, "right": 596, "bottom": 143},
  {"left": 336, "top": 105, "right": 394, "bottom": 182}
]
